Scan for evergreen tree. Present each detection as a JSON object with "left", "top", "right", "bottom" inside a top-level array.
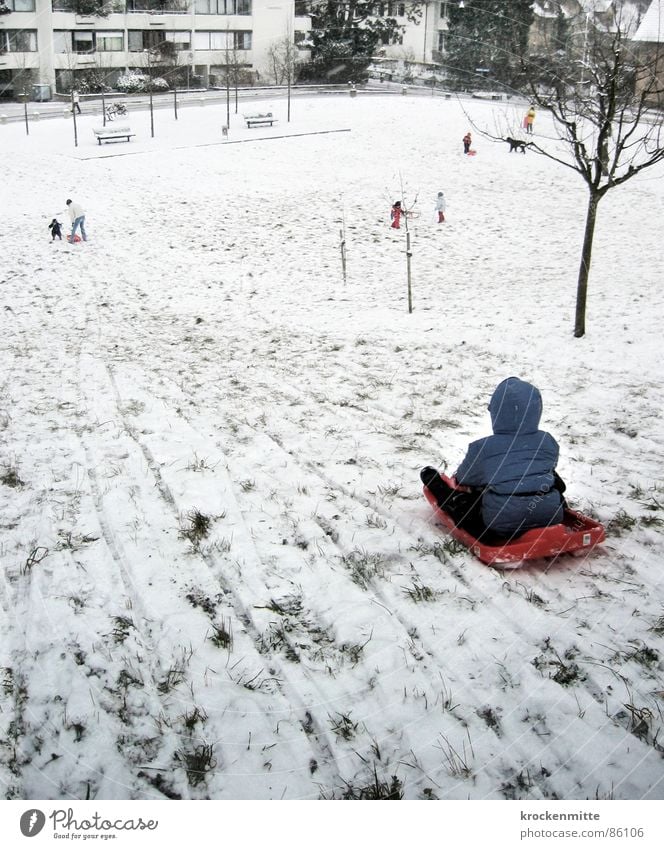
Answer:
[
  {"left": 301, "top": 1, "right": 424, "bottom": 82},
  {"left": 446, "top": 0, "right": 534, "bottom": 89}
]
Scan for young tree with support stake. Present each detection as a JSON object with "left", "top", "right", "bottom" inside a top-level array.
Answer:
[
  {"left": 520, "top": 7, "right": 664, "bottom": 337},
  {"left": 267, "top": 32, "right": 300, "bottom": 122}
]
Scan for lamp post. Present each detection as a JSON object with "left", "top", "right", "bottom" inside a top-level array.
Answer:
[
  {"left": 225, "top": 30, "right": 230, "bottom": 131},
  {"left": 23, "top": 85, "right": 29, "bottom": 136},
  {"left": 144, "top": 48, "right": 154, "bottom": 138},
  {"left": 70, "top": 88, "right": 78, "bottom": 146}
]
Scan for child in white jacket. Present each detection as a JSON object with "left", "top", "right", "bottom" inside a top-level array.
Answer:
[{"left": 435, "top": 191, "right": 446, "bottom": 224}]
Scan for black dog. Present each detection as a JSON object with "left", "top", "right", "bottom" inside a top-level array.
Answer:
[{"left": 506, "top": 136, "right": 527, "bottom": 153}]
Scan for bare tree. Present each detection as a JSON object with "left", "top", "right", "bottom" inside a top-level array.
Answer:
[
  {"left": 151, "top": 39, "right": 181, "bottom": 120},
  {"left": 265, "top": 33, "right": 300, "bottom": 122},
  {"left": 520, "top": 7, "right": 664, "bottom": 337}
]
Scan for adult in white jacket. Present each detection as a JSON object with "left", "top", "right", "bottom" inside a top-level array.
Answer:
[{"left": 66, "top": 199, "right": 87, "bottom": 243}]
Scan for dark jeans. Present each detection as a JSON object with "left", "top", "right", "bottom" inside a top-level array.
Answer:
[
  {"left": 421, "top": 468, "right": 486, "bottom": 536},
  {"left": 421, "top": 467, "right": 567, "bottom": 543}
]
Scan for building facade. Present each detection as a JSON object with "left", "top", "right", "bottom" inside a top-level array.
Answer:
[{"left": 0, "top": 0, "right": 312, "bottom": 96}]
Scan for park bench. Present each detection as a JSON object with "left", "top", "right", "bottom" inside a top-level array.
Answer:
[
  {"left": 93, "top": 126, "right": 135, "bottom": 145},
  {"left": 244, "top": 112, "right": 277, "bottom": 128}
]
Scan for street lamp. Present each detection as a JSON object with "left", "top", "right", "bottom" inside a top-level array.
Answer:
[{"left": 144, "top": 48, "right": 154, "bottom": 138}]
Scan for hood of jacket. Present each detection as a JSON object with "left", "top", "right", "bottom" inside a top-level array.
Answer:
[{"left": 488, "top": 377, "right": 542, "bottom": 435}]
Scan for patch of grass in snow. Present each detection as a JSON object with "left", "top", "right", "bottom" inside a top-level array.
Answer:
[
  {"left": 228, "top": 666, "right": 280, "bottom": 693},
  {"left": 605, "top": 509, "right": 638, "bottom": 536},
  {"left": 403, "top": 581, "right": 437, "bottom": 603},
  {"left": 0, "top": 465, "right": 23, "bottom": 488},
  {"left": 56, "top": 531, "right": 99, "bottom": 551},
  {"left": 209, "top": 618, "right": 233, "bottom": 652},
  {"left": 181, "top": 706, "right": 208, "bottom": 731},
  {"left": 477, "top": 705, "right": 502, "bottom": 736},
  {"left": 328, "top": 712, "right": 358, "bottom": 741},
  {"left": 185, "top": 453, "right": 219, "bottom": 472},
  {"left": 640, "top": 514, "right": 664, "bottom": 528},
  {"left": 619, "top": 702, "right": 654, "bottom": 742},
  {"left": 110, "top": 615, "right": 135, "bottom": 644},
  {"left": 137, "top": 770, "right": 182, "bottom": 800},
  {"left": 649, "top": 613, "right": 664, "bottom": 635},
  {"left": 185, "top": 588, "right": 221, "bottom": 618},
  {"left": 21, "top": 546, "right": 49, "bottom": 576},
  {"left": 157, "top": 655, "right": 191, "bottom": 694},
  {"left": 179, "top": 509, "right": 213, "bottom": 550},
  {"left": 1, "top": 667, "right": 14, "bottom": 697},
  {"left": 174, "top": 742, "right": 217, "bottom": 787},
  {"left": 532, "top": 640, "right": 586, "bottom": 687},
  {"left": 500, "top": 768, "right": 541, "bottom": 800},
  {"left": 610, "top": 420, "right": 638, "bottom": 439},
  {"left": 321, "top": 767, "right": 404, "bottom": 800},
  {"left": 313, "top": 513, "right": 339, "bottom": 543},
  {"left": 376, "top": 482, "right": 403, "bottom": 498},
  {"left": 435, "top": 731, "right": 474, "bottom": 779},
  {"left": 366, "top": 512, "right": 388, "bottom": 529},
  {"left": 261, "top": 595, "right": 304, "bottom": 617},
  {"left": 614, "top": 642, "right": 660, "bottom": 669},
  {"left": 427, "top": 417, "right": 462, "bottom": 430},
  {"left": 65, "top": 719, "right": 86, "bottom": 743},
  {"left": 342, "top": 548, "right": 387, "bottom": 589}
]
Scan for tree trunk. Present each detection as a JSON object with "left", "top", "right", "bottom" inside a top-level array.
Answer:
[{"left": 574, "top": 192, "right": 600, "bottom": 338}]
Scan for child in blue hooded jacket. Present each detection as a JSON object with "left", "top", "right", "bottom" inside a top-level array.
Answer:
[{"left": 421, "top": 377, "right": 565, "bottom": 537}]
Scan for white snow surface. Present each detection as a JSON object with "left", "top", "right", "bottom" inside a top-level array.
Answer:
[{"left": 1, "top": 93, "right": 663, "bottom": 801}]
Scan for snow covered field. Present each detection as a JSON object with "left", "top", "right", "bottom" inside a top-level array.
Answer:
[{"left": 1, "top": 92, "right": 663, "bottom": 801}]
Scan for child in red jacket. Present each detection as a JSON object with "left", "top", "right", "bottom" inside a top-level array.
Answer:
[{"left": 390, "top": 200, "right": 403, "bottom": 229}]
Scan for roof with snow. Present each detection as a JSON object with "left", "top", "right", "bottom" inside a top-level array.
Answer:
[{"left": 632, "top": 0, "right": 664, "bottom": 41}]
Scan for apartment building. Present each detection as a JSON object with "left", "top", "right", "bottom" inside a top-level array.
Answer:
[
  {"left": 0, "top": 0, "right": 454, "bottom": 97},
  {"left": 0, "top": 0, "right": 311, "bottom": 97}
]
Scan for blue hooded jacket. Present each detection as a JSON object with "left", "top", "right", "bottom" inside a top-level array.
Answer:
[{"left": 455, "top": 378, "right": 564, "bottom": 535}]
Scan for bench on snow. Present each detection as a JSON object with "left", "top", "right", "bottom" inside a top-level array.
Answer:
[
  {"left": 244, "top": 112, "right": 277, "bottom": 128},
  {"left": 93, "top": 126, "right": 135, "bottom": 145}
]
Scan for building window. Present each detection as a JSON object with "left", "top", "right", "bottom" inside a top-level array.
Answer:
[
  {"left": 0, "top": 30, "right": 38, "bottom": 53},
  {"left": 439, "top": 1, "right": 447, "bottom": 19},
  {"left": 126, "top": 0, "right": 189, "bottom": 11},
  {"left": 195, "top": 31, "right": 231, "bottom": 50},
  {"left": 73, "top": 31, "right": 95, "bottom": 54},
  {"left": 235, "top": 30, "right": 251, "bottom": 50},
  {"left": 96, "top": 32, "right": 124, "bottom": 52},
  {"left": 128, "top": 30, "right": 189, "bottom": 51},
  {"left": 294, "top": 0, "right": 307, "bottom": 15},
  {"left": 194, "top": 0, "right": 251, "bottom": 12},
  {"left": 165, "top": 31, "right": 191, "bottom": 51},
  {"left": 194, "top": 30, "right": 251, "bottom": 50},
  {"left": 398, "top": 3, "right": 405, "bottom": 15},
  {"left": 4, "top": 0, "right": 36, "bottom": 10},
  {"left": 437, "top": 30, "right": 445, "bottom": 53}
]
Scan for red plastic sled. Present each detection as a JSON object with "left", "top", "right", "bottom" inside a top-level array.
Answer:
[
  {"left": 424, "top": 474, "right": 605, "bottom": 566},
  {"left": 66, "top": 234, "right": 82, "bottom": 243}
]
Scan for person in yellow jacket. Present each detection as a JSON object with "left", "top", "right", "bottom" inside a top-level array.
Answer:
[{"left": 525, "top": 105, "right": 536, "bottom": 134}]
